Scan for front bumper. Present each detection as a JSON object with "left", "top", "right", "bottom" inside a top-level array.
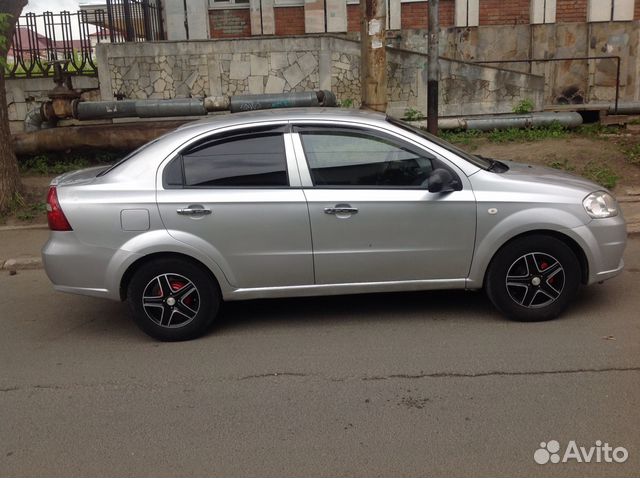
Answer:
[{"left": 570, "top": 213, "right": 627, "bottom": 285}]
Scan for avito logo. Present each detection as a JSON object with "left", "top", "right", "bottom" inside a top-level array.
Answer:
[{"left": 534, "top": 440, "right": 629, "bottom": 465}]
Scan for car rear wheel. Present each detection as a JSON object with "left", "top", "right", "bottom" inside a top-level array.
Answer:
[
  {"left": 485, "top": 235, "right": 581, "bottom": 322},
  {"left": 127, "top": 258, "right": 220, "bottom": 341}
]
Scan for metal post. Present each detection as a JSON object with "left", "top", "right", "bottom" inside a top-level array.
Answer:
[
  {"left": 156, "top": 0, "right": 166, "bottom": 40},
  {"left": 360, "top": 0, "right": 387, "bottom": 113},
  {"left": 123, "top": 0, "right": 135, "bottom": 41},
  {"left": 142, "top": 0, "right": 153, "bottom": 41},
  {"left": 427, "top": 0, "right": 439, "bottom": 135},
  {"left": 106, "top": 0, "right": 116, "bottom": 42}
]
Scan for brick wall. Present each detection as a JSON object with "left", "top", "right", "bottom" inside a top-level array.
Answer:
[
  {"left": 209, "top": 0, "right": 634, "bottom": 39},
  {"left": 556, "top": 0, "right": 587, "bottom": 23},
  {"left": 348, "top": 0, "right": 454, "bottom": 32},
  {"left": 210, "top": 9, "right": 251, "bottom": 38},
  {"left": 479, "top": 0, "right": 530, "bottom": 24},
  {"left": 347, "top": 4, "right": 359, "bottom": 32},
  {"left": 275, "top": 6, "right": 306, "bottom": 35}
]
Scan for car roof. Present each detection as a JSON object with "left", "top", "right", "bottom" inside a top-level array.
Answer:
[{"left": 177, "top": 107, "right": 389, "bottom": 133}]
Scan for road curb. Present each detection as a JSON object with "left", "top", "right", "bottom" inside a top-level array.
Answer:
[
  {"left": 0, "top": 223, "right": 49, "bottom": 232},
  {"left": 1, "top": 257, "right": 43, "bottom": 271}
]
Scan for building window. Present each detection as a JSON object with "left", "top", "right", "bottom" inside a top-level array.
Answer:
[
  {"left": 588, "top": 0, "right": 634, "bottom": 22},
  {"left": 455, "top": 0, "right": 479, "bottom": 27},
  {"left": 210, "top": 0, "right": 250, "bottom": 8},
  {"left": 531, "top": 0, "right": 556, "bottom": 24}
]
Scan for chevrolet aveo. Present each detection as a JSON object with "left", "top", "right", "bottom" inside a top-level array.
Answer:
[{"left": 42, "top": 109, "right": 626, "bottom": 340}]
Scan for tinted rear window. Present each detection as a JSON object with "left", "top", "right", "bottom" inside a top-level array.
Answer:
[{"left": 182, "top": 132, "right": 288, "bottom": 187}]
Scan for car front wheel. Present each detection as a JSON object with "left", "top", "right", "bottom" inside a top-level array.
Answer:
[
  {"left": 485, "top": 235, "right": 581, "bottom": 322},
  {"left": 127, "top": 258, "right": 220, "bottom": 341}
]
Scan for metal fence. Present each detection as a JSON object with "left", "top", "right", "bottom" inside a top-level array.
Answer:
[{"left": 5, "top": 0, "right": 164, "bottom": 79}]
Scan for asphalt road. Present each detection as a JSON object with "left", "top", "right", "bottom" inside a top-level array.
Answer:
[{"left": 1, "top": 240, "right": 639, "bottom": 477}]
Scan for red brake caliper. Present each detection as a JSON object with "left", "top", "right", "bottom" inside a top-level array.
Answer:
[
  {"left": 540, "top": 261, "right": 554, "bottom": 284},
  {"left": 170, "top": 280, "right": 193, "bottom": 306}
]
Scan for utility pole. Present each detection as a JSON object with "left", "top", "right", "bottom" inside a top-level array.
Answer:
[
  {"left": 427, "top": 0, "right": 439, "bottom": 134},
  {"left": 360, "top": 0, "right": 387, "bottom": 113}
]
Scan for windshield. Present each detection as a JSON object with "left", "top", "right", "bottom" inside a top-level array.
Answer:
[{"left": 387, "top": 117, "right": 493, "bottom": 170}]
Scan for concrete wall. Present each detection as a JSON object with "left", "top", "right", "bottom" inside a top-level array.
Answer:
[
  {"left": 6, "top": 76, "right": 100, "bottom": 134},
  {"left": 96, "top": 36, "right": 543, "bottom": 118},
  {"left": 396, "top": 21, "right": 640, "bottom": 104}
]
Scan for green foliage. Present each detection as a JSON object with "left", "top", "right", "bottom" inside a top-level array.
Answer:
[
  {"left": 402, "top": 107, "right": 425, "bottom": 121},
  {"left": 621, "top": 142, "right": 640, "bottom": 166},
  {"left": 546, "top": 158, "right": 575, "bottom": 172},
  {"left": 440, "top": 122, "right": 569, "bottom": 145},
  {"left": 575, "top": 123, "right": 620, "bottom": 137},
  {"left": 487, "top": 122, "right": 569, "bottom": 142},
  {"left": 582, "top": 160, "right": 619, "bottom": 189},
  {"left": 0, "top": 13, "right": 11, "bottom": 68},
  {"left": 16, "top": 201, "right": 46, "bottom": 221},
  {"left": 513, "top": 98, "right": 535, "bottom": 114},
  {"left": 338, "top": 98, "right": 354, "bottom": 108},
  {"left": 18, "top": 151, "right": 119, "bottom": 175},
  {"left": 439, "top": 128, "right": 482, "bottom": 145}
]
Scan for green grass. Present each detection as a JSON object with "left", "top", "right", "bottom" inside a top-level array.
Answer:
[
  {"left": 574, "top": 123, "right": 621, "bottom": 137},
  {"left": 439, "top": 128, "right": 483, "bottom": 145},
  {"left": 546, "top": 158, "right": 576, "bottom": 172},
  {"left": 621, "top": 142, "right": 640, "bottom": 166},
  {"left": 18, "top": 151, "right": 119, "bottom": 175},
  {"left": 582, "top": 160, "right": 619, "bottom": 189},
  {"left": 440, "top": 122, "right": 570, "bottom": 144}
]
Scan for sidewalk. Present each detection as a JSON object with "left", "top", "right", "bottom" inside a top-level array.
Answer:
[{"left": 1, "top": 201, "right": 639, "bottom": 271}]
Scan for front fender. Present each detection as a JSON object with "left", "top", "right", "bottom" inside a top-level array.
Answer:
[{"left": 466, "top": 206, "right": 588, "bottom": 288}]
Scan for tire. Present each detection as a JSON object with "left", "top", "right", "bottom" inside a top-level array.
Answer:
[
  {"left": 127, "top": 258, "right": 220, "bottom": 341},
  {"left": 485, "top": 234, "right": 581, "bottom": 322}
]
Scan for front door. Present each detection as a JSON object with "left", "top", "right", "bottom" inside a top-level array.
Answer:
[{"left": 293, "top": 125, "right": 476, "bottom": 285}]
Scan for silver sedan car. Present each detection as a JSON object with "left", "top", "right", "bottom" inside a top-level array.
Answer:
[{"left": 42, "top": 109, "right": 626, "bottom": 340}]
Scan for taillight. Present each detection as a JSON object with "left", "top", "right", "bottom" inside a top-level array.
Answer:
[{"left": 46, "top": 186, "right": 73, "bottom": 231}]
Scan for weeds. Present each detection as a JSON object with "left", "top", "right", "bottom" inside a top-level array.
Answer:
[
  {"left": 439, "top": 128, "right": 482, "bottom": 145},
  {"left": 488, "top": 122, "right": 569, "bottom": 142},
  {"left": 574, "top": 123, "right": 620, "bottom": 137},
  {"left": 513, "top": 99, "right": 535, "bottom": 114},
  {"left": 18, "top": 151, "right": 119, "bottom": 175},
  {"left": 547, "top": 158, "right": 576, "bottom": 172},
  {"left": 582, "top": 161, "right": 619, "bottom": 189},
  {"left": 403, "top": 107, "right": 425, "bottom": 121},
  {"left": 621, "top": 142, "right": 640, "bottom": 166}
]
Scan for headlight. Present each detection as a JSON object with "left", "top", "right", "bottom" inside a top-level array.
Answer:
[{"left": 583, "top": 191, "right": 618, "bottom": 219}]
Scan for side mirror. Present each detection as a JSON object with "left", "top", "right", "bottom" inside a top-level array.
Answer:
[{"left": 427, "top": 168, "right": 458, "bottom": 193}]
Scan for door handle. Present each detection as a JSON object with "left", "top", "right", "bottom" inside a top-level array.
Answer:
[
  {"left": 324, "top": 205, "right": 359, "bottom": 215},
  {"left": 176, "top": 206, "right": 212, "bottom": 216}
]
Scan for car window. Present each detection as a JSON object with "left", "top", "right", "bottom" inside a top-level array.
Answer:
[
  {"left": 297, "top": 127, "right": 446, "bottom": 187},
  {"left": 180, "top": 132, "right": 288, "bottom": 187}
]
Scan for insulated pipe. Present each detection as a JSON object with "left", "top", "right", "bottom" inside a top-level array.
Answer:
[
  {"left": 76, "top": 98, "right": 207, "bottom": 120},
  {"left": 432, "top": 112, "right": 584, "bottom": 131},
  {"left": 608, "top": 101, "right": 640, "bottom": 114},
  {"left": 229, "top": 90, "right": 337, "bottom": 113}
]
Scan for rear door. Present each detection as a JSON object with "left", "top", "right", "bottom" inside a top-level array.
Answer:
[
  {"left": 292, "top": 123, "right": 476, "bottom": 285},
  {"left": 157, "top": 124, "right": 314, "bottom": 289}
]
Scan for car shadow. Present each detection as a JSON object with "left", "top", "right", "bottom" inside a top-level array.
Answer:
[{"left": 211, "top": 289, "right": 500, "bottom": 335}]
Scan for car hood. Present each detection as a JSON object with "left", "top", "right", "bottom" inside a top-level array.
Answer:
[{"left": 498, "top": 160, "right": 605, "bottom": 194}]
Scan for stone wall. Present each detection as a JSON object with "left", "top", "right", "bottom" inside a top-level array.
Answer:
[{"left": 97, "top": 36, "right": 543, "bottom": 117}]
